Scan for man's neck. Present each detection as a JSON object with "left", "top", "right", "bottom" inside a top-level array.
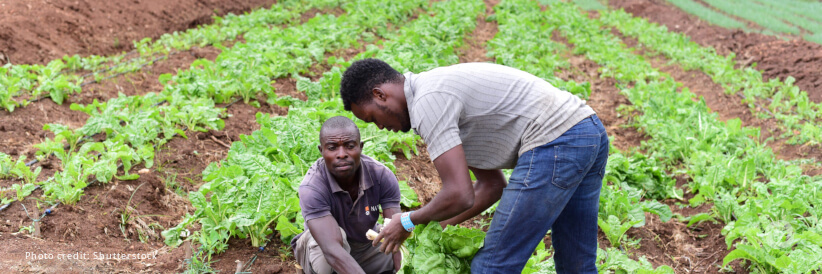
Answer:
[{"left": 334, "top": 167, "right": 361, "bottom": 192}]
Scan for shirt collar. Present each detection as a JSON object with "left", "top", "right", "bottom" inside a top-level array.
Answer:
[
  {"left": 403, "top": 72, "right": 419, "bottom": 135},
  {"left": 403, "top": 72, "right": 415, "bottom": 114},
  {"left": 324, "top": 159, "right": 374, "bottom": 194}
]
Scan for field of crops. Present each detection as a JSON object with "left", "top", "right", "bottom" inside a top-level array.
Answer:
[{"left": 1, "top": 0, "right": 820, "bottom": 273}]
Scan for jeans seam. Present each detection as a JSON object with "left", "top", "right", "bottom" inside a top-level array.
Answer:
[{"left": 523, "top": 150, "right": 535, "bottom": 188}]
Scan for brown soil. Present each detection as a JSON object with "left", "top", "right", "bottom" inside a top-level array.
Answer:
[
  {"left": 622, "top": 211, "right": 742, "bottom": 273},
  {"left": 209, "top": 237, "right": 292, "bottom": 274},
  {"left": 458, "top": 0, "right": 500, "bottom": 63},
  {"left": 0, "top": 99, "right": 89, "bottom": 162},
  {"left": 0, "top": 0, "right": 280, "bottom": 65},
  {"left": 608, "top": 0, "right": 822, "bottom": 103},
  {"left": 395, "top": 146, "right": 442, "bottom": 206},
  {"left": 0, "top": 169, "right": 191, "bottom": 273}
]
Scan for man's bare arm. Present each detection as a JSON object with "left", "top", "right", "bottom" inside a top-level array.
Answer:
[
  {"left": 409, "top": 145, "right": 475, "bottom": 225},
  {"left": 382, "top": 207, "right": 402, "bottom": 271},
  {"left": 306, "top": 216, "right": 364, "bottom": 274},
  {"left": 440, "top": 168, "right": 506, "bottom": 227}
]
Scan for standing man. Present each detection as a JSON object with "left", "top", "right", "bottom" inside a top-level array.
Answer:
[
  {"left": 339, "top": 59, "right": 609, "bottom": 273},
  {"left": 291, "top": 116, "right": 402, "bottom": 274}
]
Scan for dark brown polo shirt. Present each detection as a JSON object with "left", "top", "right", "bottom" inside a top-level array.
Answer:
[{"left": 294, "top": 154, "right": 401, "bottom": 244}]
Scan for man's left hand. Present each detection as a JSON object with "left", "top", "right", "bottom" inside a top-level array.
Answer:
[{"left": 373, "top": 212, "right": 411, "bottom": 254}]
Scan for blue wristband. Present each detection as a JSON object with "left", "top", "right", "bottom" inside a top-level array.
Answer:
[{"left": 401, "top": 211, "right": 415, "bottom": 232}]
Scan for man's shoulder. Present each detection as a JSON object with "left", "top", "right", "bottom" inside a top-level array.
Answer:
[{"left": 299, "top": 158, "right": 328, "bottom": 190}]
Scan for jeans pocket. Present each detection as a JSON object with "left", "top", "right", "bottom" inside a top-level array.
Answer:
[{"left": 551, "top": 145, "right": 597, "bottom": 189}]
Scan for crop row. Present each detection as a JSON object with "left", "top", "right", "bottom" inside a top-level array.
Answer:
[
  {"left": 601, "top": 10, "right": 822, "bottom": 146},
  {"left": 544, "top": 2, "right": 822, "bottom": 272},
  {"left": 0, "top": 0, "right": 423, "bottom": 209},
  {"left": 0, "top": 0, "right": 314, "bottom": 206},
  {"left": 702, "top": 0, "right": 800, "bottom": 35},
  {"left": 0, "top": 0, "right": 334, "bottom": 112}
]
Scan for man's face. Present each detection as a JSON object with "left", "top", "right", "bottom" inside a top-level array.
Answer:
[
  {"left": 319, "top": 128, "right": 363, "bottom": 180},
  {"left": 350, "top": 84, "right": 411, "bottom": 133}
]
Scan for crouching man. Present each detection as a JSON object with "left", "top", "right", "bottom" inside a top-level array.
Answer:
[{"left": 291, "top": 116, "right": 402, "bottom": 274}]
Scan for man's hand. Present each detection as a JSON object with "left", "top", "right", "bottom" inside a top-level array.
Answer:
[{"left": 373, "top": 212, "right": 411, "bottom": 254}]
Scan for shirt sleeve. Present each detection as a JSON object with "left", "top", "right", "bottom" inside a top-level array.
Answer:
[
  {"left": 412, "top": 92, "right": 463, "bottom": 161},
  {"left": 298, "top": 184, "right": 332, "bottom": 221},
  {"left": 377, "top": 166, "right": 402, "bottom": 210}
]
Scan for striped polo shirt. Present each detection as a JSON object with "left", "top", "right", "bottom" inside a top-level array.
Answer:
[{"left": 404, "top": 62, "right": 596, "bottom": 169}]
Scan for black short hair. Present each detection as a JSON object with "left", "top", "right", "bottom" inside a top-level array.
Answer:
[
  {"left": 340, "top": 58, "right": 403, "bottom": 111},
  {"left": 319, "top": 116, "right": 360, "bottom": 143}
]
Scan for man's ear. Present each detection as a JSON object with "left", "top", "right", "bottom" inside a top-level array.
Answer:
[
  {"left": 317, "top": 144, "right": 322, "bottom": 153},
  {"left": 359, "top": 141, "right": 365, "bottom": 149},
  {"left": 371, "top": 87, "right": 387, "bottom": 101}
]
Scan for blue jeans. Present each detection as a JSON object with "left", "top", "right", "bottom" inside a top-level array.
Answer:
[{"left": 471, "top": 115, "right": 609, "bottom": 274}]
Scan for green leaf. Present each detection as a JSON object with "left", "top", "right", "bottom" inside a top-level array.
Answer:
[
  {"left": 398, "top": 180, "right": 421, "bottom": 208},
  {"left": 686, "top": 213, "right": 715, "bottom": 228},
  {"left": 641, "top": 200, "right": 672, "bottom": 222},
  {"left": 115, "top": 174, "right": 140, "bottom": 180}
]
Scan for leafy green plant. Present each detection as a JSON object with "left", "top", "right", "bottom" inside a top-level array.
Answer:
[
  {"left": 604, "top": 152, "right": 682, "bottom": 200},
  {"left": 400, "top": 222, "right": 485, "bottom": 273},
  {"left": 399, "top": 180, "right": 421, "bottom": 208},
  {"left": 599, "top": 215, "right": 641, "bottom": 248},
  {"left": 7, "top": 156, "right": 42, "bottom": 185},
  {"left": 11, "top": 184, "right": 38, "bottom": 202},
  {"left": 522, "top": 241, "right": 553, "bottom": 274}
]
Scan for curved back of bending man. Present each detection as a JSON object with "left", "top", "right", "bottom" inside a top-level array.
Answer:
[
  {"left": 340, "top": 59, "right": 609, "bottom": 273},
  {"left": 291, "top": 116, "right": 402, "bottom": 274}
]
